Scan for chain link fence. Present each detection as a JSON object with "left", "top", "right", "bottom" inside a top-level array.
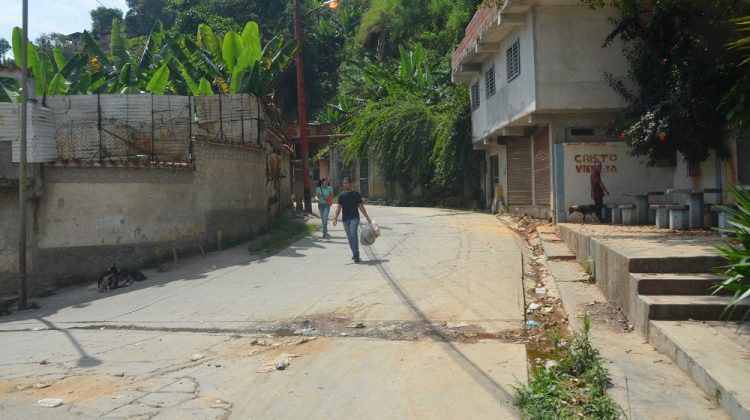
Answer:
[{"left": 47, "top": 94, "right": 264, "bottom": 163}]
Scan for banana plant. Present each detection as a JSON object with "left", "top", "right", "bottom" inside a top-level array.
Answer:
[
  {"left": 398, "top": 42, "right": 432, "bottom": 87},
  {"left": 81, "top": 19, "right": 174, "bottom": 94},
  {"left": 11, "top": 27, "right": 70, "bottom": 100},
  {"left": 0, "top": 77, "right": 18, "bottom": 102},
  {"left": 172, "top": 21, "right": 296, "bottom": 96}
]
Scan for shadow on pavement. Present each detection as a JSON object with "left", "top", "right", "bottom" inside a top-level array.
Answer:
[{"left": 363, "top": 246, "right": 515, "bottom": 404}]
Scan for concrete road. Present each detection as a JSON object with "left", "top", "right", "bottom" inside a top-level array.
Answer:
[{"left": 0, "top": 206, "right": 527, "bottom": 419}]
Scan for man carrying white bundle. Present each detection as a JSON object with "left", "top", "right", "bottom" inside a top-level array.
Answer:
[{"left": 332, "top": 177, "right": 372, "bottom": 263}]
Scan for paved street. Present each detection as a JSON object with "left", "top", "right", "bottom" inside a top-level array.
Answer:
[{"left": 0, "top": 206, "right": 527, "bottom": 419}]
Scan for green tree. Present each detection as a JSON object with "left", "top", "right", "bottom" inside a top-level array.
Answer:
[
  {"left": 355, "top": 0, "right": 479, "bottom": 61},
  {"left": 582, "top": 0, "right": 750, "bottom": 165},
  {"left": 125, "top": 0, "right": 176, "bottom": 37},
  {"left": 336, "top": 44, "right": 478, "bottom": 197},
  {"left": 721, "top": 8, "right": 750, "bottom": 132},
  {"left": 34, "top": 33, "right": 82, "bottom": 61},
  {"left": 90, "top": 6, "right": 124, "bottom": 39},
  {"left": 0, "top": 38, "right": 10, "bottom": 63}
]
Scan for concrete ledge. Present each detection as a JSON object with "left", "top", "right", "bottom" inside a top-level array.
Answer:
[
  {"left": 633, "top": 273, "right": 726, "bottom": 295},
  {"left": 541, "top": 240, "right": 576, "bottom": 261},
  {"left": 627, "top": 256, "right": 727, "bottom": 274},
  {"left": 638, "top": 295, "right": 750, "bottom": 323},
  {"left": 650, "top": 321, "right": 750, "bottom": 419}
]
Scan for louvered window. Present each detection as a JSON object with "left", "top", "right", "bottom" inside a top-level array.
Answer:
[
  {"left": 485, "top": 65, "right": 495, "bottom": 98},
  {"left": 506, "top": 39, "right": 520, "bottom": 82},
  {"left": 471, "top": 81, "right": 480, "bottom": 111}
]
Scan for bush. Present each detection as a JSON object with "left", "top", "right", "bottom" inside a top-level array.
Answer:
[{"left": 714, "top": 185, "right": 750, "bottom": 319}]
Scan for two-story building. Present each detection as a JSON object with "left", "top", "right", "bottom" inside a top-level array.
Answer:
[{"left": 452, "top": 1, "right": 746, "bottom": 221}]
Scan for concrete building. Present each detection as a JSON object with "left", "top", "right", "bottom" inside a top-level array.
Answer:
[{"left": 452, "top": 0, "right": 748, "bottom": 221}]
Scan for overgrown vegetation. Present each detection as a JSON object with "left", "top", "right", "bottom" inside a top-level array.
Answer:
[
  {"left": 714, "top": 186, "right": 750, "bottom": 320},
  {"left": 247, "top": 216, "right": 320, "bottom": 255},
  {"left": 515, "top": 315, "right": 624, "bottom": 419}
]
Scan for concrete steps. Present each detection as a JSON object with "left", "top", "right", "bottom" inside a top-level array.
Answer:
[
  {"left": 650, "top": 321, "right": 750, "bottom": 420},
  {"left": 554, "top": 224, "right": 748, "bottom": 418},
  {"left": 638, "top": 295, "right": 750, "bottom": 322},
  {"left": 632, "top": 273, "right": 729, "bottom": 295}
]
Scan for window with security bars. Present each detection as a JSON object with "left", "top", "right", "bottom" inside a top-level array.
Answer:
[
  {"left": 471, "top": 81, "right": 480, "bottom": 111},
  {"left": 506, "top": 39, "right": 520, "bottom": 82},
  {"left": 485, "top": 65, "right": 496, "bottom": 98}
]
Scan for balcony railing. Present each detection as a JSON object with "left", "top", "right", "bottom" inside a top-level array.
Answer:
[{"left": 451, "top": 5, "right": 498, "bottom": 71}]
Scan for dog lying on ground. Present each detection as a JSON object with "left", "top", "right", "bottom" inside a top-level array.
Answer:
[
  {"left": 97, "top": 265, "right": 148, "bottom": 292},
  {"left": 567, "top": 205, "right": 601, "bottom": 225}
]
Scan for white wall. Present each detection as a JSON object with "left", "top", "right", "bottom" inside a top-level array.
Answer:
[
  {"left": 534, "top": 6, "right": 628, "bottom": 111},
  {"left": 562, "top": 143, "right": 674, "bottom": 212},
  {"left": 471, "top": 15, "right": 536, "bottom": 142}
]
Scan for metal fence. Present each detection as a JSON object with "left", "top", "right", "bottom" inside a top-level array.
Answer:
[{"left": 47, "top": 94, "right": 263, "bottom": 163}]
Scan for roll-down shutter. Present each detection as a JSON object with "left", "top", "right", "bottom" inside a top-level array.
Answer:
[
  {"left": 533, "top": 127, "right": 550, "bottom": 206},
  {"left": 507, "top": 137, "right": 532, "bottom": 205}
]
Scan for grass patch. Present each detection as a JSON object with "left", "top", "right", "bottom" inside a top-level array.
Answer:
[
  {"left": 247, "top": 215, "right": 320, "bottom": 255},
  {"left": 515, "top": 315, "right": 625, "bottom": 419}
]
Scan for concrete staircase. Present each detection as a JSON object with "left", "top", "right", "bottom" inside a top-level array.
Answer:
[
  {"left": 633, "top": 272, "right": 749, "bottom": 332},
  {"left": 556, "top": 224, "right": 750, "bottom": 419}
]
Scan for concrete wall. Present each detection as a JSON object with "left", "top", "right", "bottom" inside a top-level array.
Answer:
[
  {"left": 534, "top": 5, "right": 628, "bottom": 112},
  {"left": 558, "top": 142, "right": 674, "bottom": 221},
  {"left": 471, "top": 19, "right": 536, "bottom": 142},
  {"left": 0, "top": 140, "right": 276, "bottom": 296},
  {"left": 670, "top": 152, "right": 722, "bottom": 205}
]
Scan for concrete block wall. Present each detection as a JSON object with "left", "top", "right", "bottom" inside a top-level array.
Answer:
[{"left": 0, "top": 140, "right": 274, "bottom": 296}]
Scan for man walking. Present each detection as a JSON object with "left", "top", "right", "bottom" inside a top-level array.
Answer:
[
  {"left": 591, "top": 159, "right": 609, "bottom": 222},
  {"left": 332, "top": 177, "right": 372, "bottom": 263}
]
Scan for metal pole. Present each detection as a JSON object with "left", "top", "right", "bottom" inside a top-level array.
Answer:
[
  {"left": 294, "top": 0, "right": 312, "bottom": 214},
  {"left": 18, "top": 0, "right": 28, "bottom": 310}
]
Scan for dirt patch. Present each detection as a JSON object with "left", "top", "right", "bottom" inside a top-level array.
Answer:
[
  {"left": 0, "top": 375, "right": 130, "bottom": 403},
  {"left": 583, "top": 301, "right": 633, "bottom": 333}
]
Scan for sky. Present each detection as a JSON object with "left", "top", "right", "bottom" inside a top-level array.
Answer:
[{"left": 0, "top": 0, "right": 129, "bottom": 59}]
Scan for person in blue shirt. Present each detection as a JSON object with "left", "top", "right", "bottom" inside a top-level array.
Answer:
[{"left": 332, "top": 177, "right": 371, "bottom": 263}]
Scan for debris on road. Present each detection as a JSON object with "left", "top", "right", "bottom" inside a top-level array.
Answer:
[
  {"left": 347, "top": 322, "right": 367, "bottom": 329},
  {"left": 257, "top": 354, "right": 300, "bottom": 373},
  {"left": 190, "top": 354, "right": 205, "bottom": 361},
  {"left": 527, "top": 303, "right": 541, "bottom": 312},
  {"left": 35, "top": 398, "right": 64, "bottom": 408},
  {"left": 535, "top": 287, "right": 547, "bottom": 295},
  {"left": 526, "top": 320, "right": 540, "bottom": 328}
]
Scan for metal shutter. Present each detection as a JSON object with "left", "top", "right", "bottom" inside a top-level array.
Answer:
[
  {"left": 533, "top": 127, "right": 550, "bottom": 206},
  {"left": 507, "top": 137, "right": 532, "bottom": 205}
]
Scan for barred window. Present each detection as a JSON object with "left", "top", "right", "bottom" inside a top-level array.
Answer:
[
  {"left": 506, "top": 38, "right": 520, "bottom": 82},
  {"left": 485, "top": 65, "right": 496, "bottom": 98},
  {"left": 471, "top": 81, "right": 480, "bottom": 111}
]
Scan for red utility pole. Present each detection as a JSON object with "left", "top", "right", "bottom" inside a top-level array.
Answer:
[
  {"left": 18, "top": 0, "right": 29, "bottom": 310},
  {"left": 294, "top": 0, "right": 312, "bottom": 214}
]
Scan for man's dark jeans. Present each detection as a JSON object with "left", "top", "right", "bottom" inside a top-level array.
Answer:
[{"left": 594, "top": 196, "right": 606, "bottom": 223}]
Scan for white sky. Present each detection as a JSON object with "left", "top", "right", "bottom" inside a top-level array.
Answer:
[{"left": 1, "top": 0, "right": 130, "bottom": 58}]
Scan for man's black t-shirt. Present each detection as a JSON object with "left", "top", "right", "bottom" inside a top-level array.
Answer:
[{"left": 338, "top": 191, "right": 363, "bottom": 221}]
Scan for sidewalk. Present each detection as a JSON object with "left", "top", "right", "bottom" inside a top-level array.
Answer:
[{"left": 539, "top": 223, "right": 748, "bottom": 419}]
